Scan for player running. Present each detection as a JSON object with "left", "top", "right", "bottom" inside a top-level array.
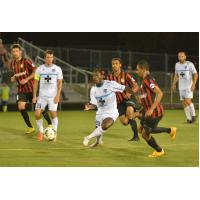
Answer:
[
  {"left": 107, "top": 58, "right": 140, "bottom": 142},
  {"left": 32, "top": 50, "right": 63, "bottom": 141},
  {"left": 135, "top": 60, "right": 177, "bottom": 158},
  {"left": 172, "top": 51, "right": 198, "bottom": 123},
  {"left": 83, "top": 68, "right": 136, "bottom": 147},
  {"left": 9, "top": 44, "right": 51, "bottom": 134}
]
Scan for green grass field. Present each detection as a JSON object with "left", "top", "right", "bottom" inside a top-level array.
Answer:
[{"left": 0, "top": 110, "right": 198, "bottom": 167}]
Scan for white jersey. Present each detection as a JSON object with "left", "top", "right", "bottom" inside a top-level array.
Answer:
[
  {"left": 175, "top": 61, "right": 197, "bottom": 90},
  {"left": 90, "top": 80, "right": 125, "bottom": 115},
  {"left": 35, "top": 64, "right": 63, "bottom": 98}
]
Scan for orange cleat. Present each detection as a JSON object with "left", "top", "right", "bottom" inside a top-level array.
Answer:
[{"left": 37, "top": 132, "right": 43, "bottom": 141}]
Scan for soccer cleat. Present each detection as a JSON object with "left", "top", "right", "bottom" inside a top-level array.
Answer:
[
  {"left": 169, "top": 127, "right": 177, "bottom": 141},
  {"left": 192, "top": 116, "right": 196, "bottom": 123},
  {"left": 187, "top": 120, "right": 192, "bottom": 124},
  {"left": 25, "top": 127, "right": 35, "bottom": 134},
  {"left": 37, "top": 132, "right": 44, "bottom": 141},
  {"left": 98, "top": 135, "right": 104, "bottom": 145},
  {"left": 89, "top": 136, "right": 103, "bottom": 148},
  {"left": 148, "top": 149, "right": 165, "bottom": 158},
  {"left": 48, "top": 124, "right": 53, "bottom": 128},
  {"left": 83, "top": 136, "right": 90, "bottom": 147}
]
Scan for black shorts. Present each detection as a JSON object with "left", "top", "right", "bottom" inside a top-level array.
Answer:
[
  {"left": 2, "top": 101, "right": 8, "bottom": 106},
  {"left": 140, "top": 115, "right": 163, "bottom": 134},
  {"left": 117, "top": 101, "right": 127, "bottom": 116},
  {"left": 16, "top": 93, "right": 33, "bottom": 103},
  {"left": 117, "top": 96, "right": 138, "bottom": 117}
]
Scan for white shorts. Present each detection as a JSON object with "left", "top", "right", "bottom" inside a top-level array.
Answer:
[
  {"left": 95, "top": 112, "right": 119, "bottom": 127},
  {"left": 179, "top": 89, "right": 193, "bottom": 101},
  {"left": 35, "top": 96, "right": 58, "bottom": 111}
]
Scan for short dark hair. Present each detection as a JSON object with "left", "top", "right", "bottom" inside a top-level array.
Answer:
[
  {"left": 137, "top": 60, "right": 150, "bottom": 70},
  {"left": 93, "top": 68, "right": 104, "bottom": 75},
  {"left": 11, "top": 44, "right": 22, "bottom": 50},
  {"left": 112, "top": 57, "right": 122, "bottom": 65},
  {"left": 45, "top": 49, "right": 54, "bottom": 57},
  {"left": 178, "top": 51, "right": 187, "bottom": 56}
]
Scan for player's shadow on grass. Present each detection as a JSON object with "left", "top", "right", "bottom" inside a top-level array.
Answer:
[{"left": 0, "top": 127, "right": 35, "bottom": 139}]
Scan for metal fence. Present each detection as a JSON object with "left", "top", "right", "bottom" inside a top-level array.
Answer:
[
  {"left": 2, "top": 39, "right": 198, "bottom": 106},
  {"left": 17, "top": 38, "right": 92, "bottom": 101},
  {"left": 39, "top": 46, "right": 199, "bottom": 73}
]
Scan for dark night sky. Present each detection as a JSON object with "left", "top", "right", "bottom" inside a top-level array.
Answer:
[{"left": 0, "top": 32, "right": 199, "bottom": 55}]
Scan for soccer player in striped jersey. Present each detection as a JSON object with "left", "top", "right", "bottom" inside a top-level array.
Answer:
[
  {"left": 136, "top": 60, "right": 177, "bottom": 158},
  {"left": 107, "top": 58, "right": 140, "bottom": 142},
  {"left": 172, "top": 51, "right": 198, "bottom": 123},
  {"left": 9, "top": 44, "right": 51, "bottom": 134}
]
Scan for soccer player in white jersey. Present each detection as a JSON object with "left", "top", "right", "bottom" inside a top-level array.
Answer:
[
  {"left": 172, "top": 51, "right": 198, "bottom": 123},
  {"left": 83, "top": 69, "right": 135, "bottom": 147},
  {"left": 32, "top": 50, "right": 63, "bottom": 141}
]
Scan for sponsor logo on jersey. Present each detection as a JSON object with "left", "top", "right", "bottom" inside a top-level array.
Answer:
[
  {"left": 150, "top": 83, "right": 155, "bottom": 89},
  {"left": 52, "top": 69, "right": 56, "bottom": 72},
  {"left": 103, "top": 89, "right": 107, "bottom": 93}
]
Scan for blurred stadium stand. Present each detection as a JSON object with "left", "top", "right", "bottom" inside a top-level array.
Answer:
[{"left": 1, "top": 38, "right": 198, "bottom": 111}]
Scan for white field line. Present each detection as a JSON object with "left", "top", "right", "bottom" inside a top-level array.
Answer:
[{"left": 0, "top": 143, "right": 198, "bottom": 151}]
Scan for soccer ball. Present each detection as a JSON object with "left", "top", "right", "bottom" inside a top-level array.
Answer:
[{"left": 43, "top": 127, "right": 56, "bottom": 141}]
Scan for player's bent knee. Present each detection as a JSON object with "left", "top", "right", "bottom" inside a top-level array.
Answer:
[
  {"left": 35, "top": 110, "right": 42, "bottom": 119},
  {"left": 120, "top": 118, "right": 129, "bottom": 126},
  {"left": 102, "top": 118, "right": 114, "bottom": 130},
  {"left": 185, "top": 99, "right": 191, "bottom": 105},
  {"left": 18, "top": 104, "right": 26, "bottom": 110},
  {"left": 50, "top": 112, "right": 57, "bottom": 119},
  {"left": 141, "top": 129, "right": 149, "bottom": 141},
  {"left": 182, "top": 101, "right": 186, "bottom": 107}
]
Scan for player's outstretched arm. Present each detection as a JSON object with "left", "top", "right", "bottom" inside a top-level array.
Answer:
[
  {"left": 84, "top": 103, "right": 96, "bottom": 111},
  {"left": 145, "top": 86, "right": 163, "bottom": 117},
  {"left": 10, "top": 76, "right": 16, "bottom": 83},
  {"left": 19, "top": 61, "right": 36, "bottom": 85},
  {"left": 124, "top": 86, "right": 135, "bottom": 95}
]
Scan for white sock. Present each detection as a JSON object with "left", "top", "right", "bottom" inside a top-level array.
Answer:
[
  {"left": 184, "top": 106, "right": 192, "bottom": 121},
  {"left": 88, "top": 126, "right": 105, "bottom": 139},
  {"left": 52, "top": 117, "right": 58, "bottom": 132},
  {"left": 36, "top": 118, "right": 43, "bottom": 133},
  {"left": 189, "top": 103, "right": 196, "bottom": 117}
]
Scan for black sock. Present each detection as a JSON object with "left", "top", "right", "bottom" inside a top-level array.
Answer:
[
  {"left": 147, "top": 136, "right": 162, "bottom": 152},
  {"left": 20, "top": 109, "right": 33, "bottom": 128},
  {"left": 42, "top": 111, "right": 52, "bottom": 125},
  {"left": 129, "top": 119, "right": 139, "bottom": 138},
  {"left": 152, "top": 127, "right": 171, "bottom": 134}
]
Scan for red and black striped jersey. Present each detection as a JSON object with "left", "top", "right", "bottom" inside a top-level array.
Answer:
[
  {"left": 140, "top": 75, "right": 164, "bottom": 118},
  {"left": 10, "top": 57, "right": 35, "bottom": 93},
  {"left": 107, "top": 70, "right": 136, "bottom": 104}
]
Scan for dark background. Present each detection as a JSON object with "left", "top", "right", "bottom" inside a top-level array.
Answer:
[{"left": 0, "top": 32, "right": 199, "bottom": 55}]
